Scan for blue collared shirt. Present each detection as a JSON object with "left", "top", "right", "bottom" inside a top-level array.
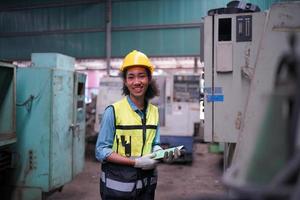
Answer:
[{"left": 95, "top": 96, "right": 161, "bottom": 162}]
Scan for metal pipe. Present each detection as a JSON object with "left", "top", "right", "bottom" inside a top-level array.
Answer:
[
  {"left": 0, "top": 27, "right": 106, "bottom": 38},
  {"left": 15, "top": 55, "right": 202, "bottom": 63},
  {"left": 112, "top": 23, "right": 202, "bottom": 31},
  {"left": 76, "top": 66, "right": 202, "bottom": 71},
  {"left": 200, "top": 22, "right": 204, "bottom": 61},
  {"left": 105, "top": 0, "right": 112, "bottom": 76},
  {"left": 0, "top": 23, "right": 201, "bottom": 38},
  {"left": 194, "top": 57, "right": 198, "bottom": 73},
  {"left": 212, "top": 15, "right": 215, "bottom": 142}
]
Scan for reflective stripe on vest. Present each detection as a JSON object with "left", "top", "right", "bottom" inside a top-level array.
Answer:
[
  {"left": 101, "top": 172, "right": 157, "bottom": 192},
  {"left": 112, "top": 98, "right": 159, "bottom": 157}
]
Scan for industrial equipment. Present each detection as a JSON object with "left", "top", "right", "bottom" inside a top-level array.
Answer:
[
  {"left": 204, "top": 7, "right": 266, "bottom": 144},
  {"left": 95, "top": 73, "right": 201, "bottom": 161},
  {"left": 158, "top": 74, "right": 201, "bottom": 161},
  {"left": 1, "top": 53, "right": 86, "bottom": 200},
  {"left": 204, "top": 2, "right": 266, "bottom": 167},
  {"left": 0, "top": 62, "right": 16, "bottom": 173},
  {"left": 204, "top": 1, "right": 300, "bottom": 198},
  {"left": 94, "top": 76, "right": 123, "bottom": 132},
  {"left": 203, "top": 0, "right": 266, "bottom": 168}
]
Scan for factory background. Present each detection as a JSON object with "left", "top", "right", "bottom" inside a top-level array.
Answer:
[
  {"left": 1, "top": 0, "right": 300, "bottom": 199},
  {"left": 1, "top": 0, "right": 281, "bottom": 60}
]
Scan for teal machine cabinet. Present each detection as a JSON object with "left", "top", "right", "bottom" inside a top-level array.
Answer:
[
  {"left": 0, "top": 62, "right": 16, "bottom": 171},
  {"left": 8, "top": 53, "right": 86, "bottom": 199}
]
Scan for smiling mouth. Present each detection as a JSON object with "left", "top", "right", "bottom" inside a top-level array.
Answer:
[{"left": 133, "top": 87, "right": 143, "bottom": 92}]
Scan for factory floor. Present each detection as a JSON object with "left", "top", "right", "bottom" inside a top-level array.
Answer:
[{"left": 48, "top": 143, "right": 225, "bottom": 200}]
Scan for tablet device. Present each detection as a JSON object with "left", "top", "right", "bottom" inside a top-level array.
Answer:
[{"left": 153, "top": 145, "right": 184, "bottom": 160}]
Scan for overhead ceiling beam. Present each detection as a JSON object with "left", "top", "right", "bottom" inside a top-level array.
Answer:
[{"left": 0, "top": 0, "right": 103, "bottom": 11}]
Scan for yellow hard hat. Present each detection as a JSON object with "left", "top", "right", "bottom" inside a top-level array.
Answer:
[{"left": 120, "top": 50, "right": 154, "bottom": 74}]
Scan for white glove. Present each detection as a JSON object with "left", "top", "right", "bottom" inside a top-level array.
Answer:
[
  {"left": 163, "top": 148, "right": 185, "bottom": 163},
  {"left": 152, "top": 145, "right": 163, "bottom": 152},
  {"left": 134, "top": 153, "right": 158, "bottom": 170}
]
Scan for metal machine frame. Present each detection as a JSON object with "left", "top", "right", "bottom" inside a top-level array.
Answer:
[{"left": 1, "top": 53, "right": 86, "bottom": 200}]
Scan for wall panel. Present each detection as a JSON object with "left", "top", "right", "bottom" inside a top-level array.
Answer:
[{"left": 0, "top": 0, "right": 292, "bottom": 60}]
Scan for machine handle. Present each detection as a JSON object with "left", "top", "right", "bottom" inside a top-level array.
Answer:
[{"left": 69, "top": 123, "right": 80, "bottom": 134}]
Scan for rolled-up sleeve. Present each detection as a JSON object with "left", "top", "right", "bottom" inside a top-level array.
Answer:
[
  {"left": 95, "top": 106, "right": 115, "bottom": 162},
  {"left": 153, "top": 124, "right": 161, "bottom": 147}
]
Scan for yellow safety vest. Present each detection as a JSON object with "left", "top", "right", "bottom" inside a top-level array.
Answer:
[{"left": 112, "top": 97, "right": 159, "bottom": 157}]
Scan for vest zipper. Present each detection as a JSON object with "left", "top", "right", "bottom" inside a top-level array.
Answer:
[
  {"left": 116, "top": 136, "right": 119, "bottom": 153},
  {"left": 140, "top": 114, "right": 146, "bottom": 156}
]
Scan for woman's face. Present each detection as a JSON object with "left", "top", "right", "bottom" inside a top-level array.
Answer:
[{"left": 125, "top": 66, "right": 150, "bottom": 100}]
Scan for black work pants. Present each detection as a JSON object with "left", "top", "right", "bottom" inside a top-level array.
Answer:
[{"left": 100, "top": 163, "right": 157, "bottom": 200}]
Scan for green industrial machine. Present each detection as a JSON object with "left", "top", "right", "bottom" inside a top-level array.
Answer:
[
  {"left": 0, "top": 62, "right": 16, "bottom": 172},
  {"left": 2, "top": 53, "right": 86, "bottom": 200}
]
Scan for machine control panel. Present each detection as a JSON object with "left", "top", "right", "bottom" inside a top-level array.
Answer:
[{"left": 173, "top": 75, "right": 200, "bottom": 102}]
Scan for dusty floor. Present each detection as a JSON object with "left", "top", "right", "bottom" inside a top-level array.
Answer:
[{"left": 48, "top": 143, "right": 226, "bottom": 200}]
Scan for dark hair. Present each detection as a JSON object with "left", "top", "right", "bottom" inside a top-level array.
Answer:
[{"left": 121, "top": 67, "right": 159, "bottom": 100}]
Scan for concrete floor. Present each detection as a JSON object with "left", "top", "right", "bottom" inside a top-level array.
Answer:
[{"left": 48, "top": 143, "right": 225, "bottom": 200}]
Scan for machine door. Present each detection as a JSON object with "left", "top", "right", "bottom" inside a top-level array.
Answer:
[
  {"left": 0, "top": 63, "right": 16, "bottom": 148},
  {"left": 71, "top": 73, "right": 86, "bottom": 177},
  {"left": 51, "top": 70, "right": 74, "bottom": 188}
]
